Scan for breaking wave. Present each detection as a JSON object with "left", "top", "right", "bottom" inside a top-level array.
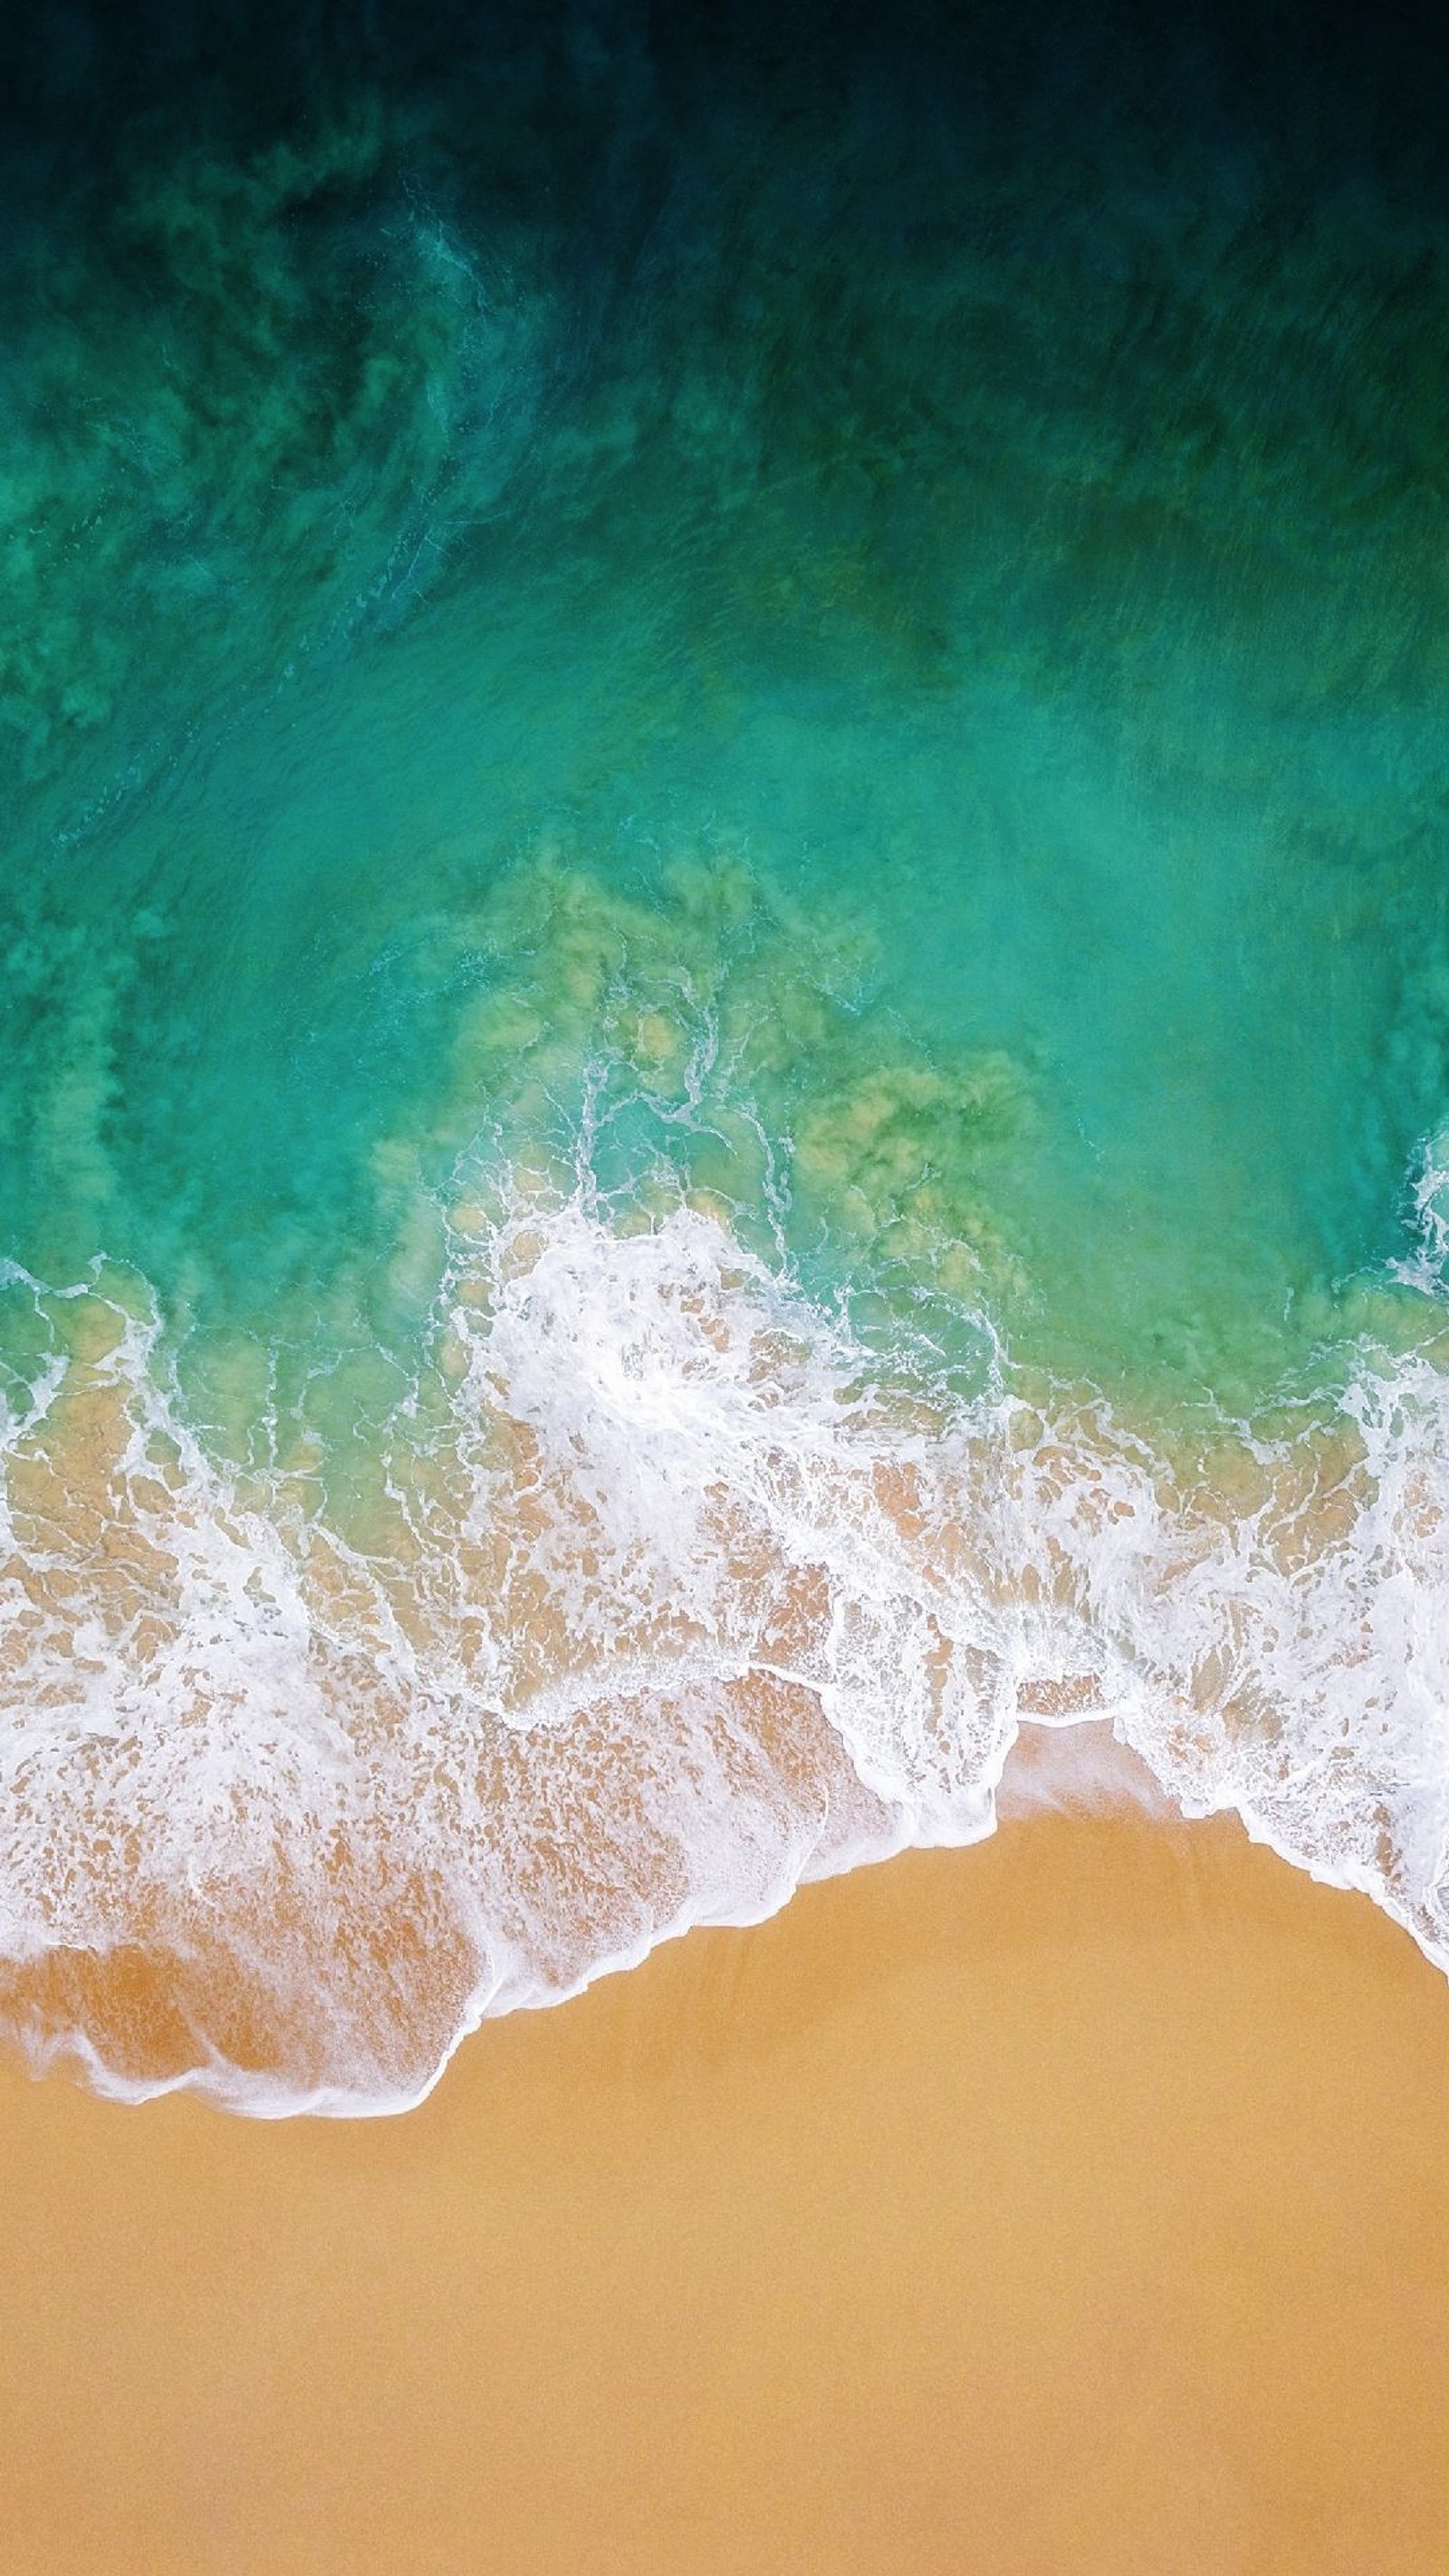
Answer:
[{"left": 0, "top": 1164, "right": 1445, "bottom": 2116}]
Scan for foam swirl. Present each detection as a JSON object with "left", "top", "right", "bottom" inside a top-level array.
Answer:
[{"left": 0, "top": 1180, "right": 1444, "bottom": 2115}]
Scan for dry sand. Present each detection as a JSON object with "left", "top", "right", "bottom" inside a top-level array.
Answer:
[{"left": 2, "top": 1795, "right": 1448, "bottom": 2575}]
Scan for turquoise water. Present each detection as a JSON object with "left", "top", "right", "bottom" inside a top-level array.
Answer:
[{"left": 3, "top": 6, "right": 1448, "bottom": 2107}]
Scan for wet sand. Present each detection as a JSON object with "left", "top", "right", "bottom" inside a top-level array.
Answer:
[{"left": 2, "top": 1802, "right": 1448, "bottom": 2575}]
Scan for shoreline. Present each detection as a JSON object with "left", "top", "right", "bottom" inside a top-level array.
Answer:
[{"left": 3, "top": 1799, "right": 1448, "bottom": 2571}]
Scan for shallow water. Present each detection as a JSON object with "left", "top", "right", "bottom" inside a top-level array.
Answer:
[{"left": 3, "top": 1, "right": 1447, "bottom": 2107}]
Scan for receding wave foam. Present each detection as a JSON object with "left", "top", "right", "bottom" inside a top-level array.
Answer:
[{"left": 1, "top": 1186, "right": 1446, "bottom": 2114}]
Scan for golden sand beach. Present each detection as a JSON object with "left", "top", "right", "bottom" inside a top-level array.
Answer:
[{"left": 2, "top": 1795, "right": 1447, "bottom": 2574}]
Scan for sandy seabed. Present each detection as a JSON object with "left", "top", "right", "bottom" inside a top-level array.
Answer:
[{"left": 2, "top": 1794, "right": 1448, "bottom": 2575}]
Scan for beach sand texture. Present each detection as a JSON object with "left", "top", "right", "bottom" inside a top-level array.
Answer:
[{"left": 2, "top": 1802, "right": 1447, "bottom": 2576}]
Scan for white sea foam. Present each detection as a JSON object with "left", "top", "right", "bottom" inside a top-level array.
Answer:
[
  {"left": 1392, "top": 1125, "right": 1449, "bottom": 1295},
  {"left": 0, "top": 1183, "right": 1446, "bottom": 2115}
]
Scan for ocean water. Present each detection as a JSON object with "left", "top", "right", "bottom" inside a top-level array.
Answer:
[{"left": 2, "top": 0, "right": 1448, "bottom": 2110}]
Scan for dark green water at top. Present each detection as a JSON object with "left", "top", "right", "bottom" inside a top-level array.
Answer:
[{"left": 4, "top": 2, "right": 1449, "bottom": 1459}]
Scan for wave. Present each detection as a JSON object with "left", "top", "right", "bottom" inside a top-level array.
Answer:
[
  {"left": 0, "top": 1174, "right": 1445, "bottom": 2116},
  {"left": 1392, "top": 1126, "right": 1449, "bottom": 1297}
]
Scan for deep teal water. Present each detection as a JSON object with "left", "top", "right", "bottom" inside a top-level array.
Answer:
[{"left": 5, "top": 34, "right": 1447, "bottom": 1424}]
